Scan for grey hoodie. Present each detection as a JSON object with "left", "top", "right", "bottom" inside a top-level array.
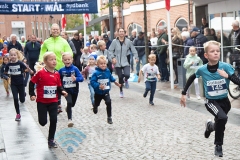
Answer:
[
  {"left": 96, "top": 49, "right": 111, "bottom": 63},
  {"left": 108, "top": 38, "right": 138, "bottom": 67}
]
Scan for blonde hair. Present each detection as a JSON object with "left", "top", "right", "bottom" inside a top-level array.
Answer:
[
  {"left": 148, "top": 54, "right": 156, "bottom": 59},
  {"left": 90, "top": 44, "right": 97, "bottom": 51},
  {"left": 83, "top": 47, "right": 89, "bottom": 53},
  {"left": 172, "top": 27, "right": 182, "bottom": 39},
  {"left": 96, "top": 55, "right": 107, "bottom": 63},
  {"left": 62, "top": 52, "right": 73, "bottom": 59},
  {"left": 97, "top": 40, "right": 106, "bottom": 47},
  {"left": 204, "top": 40, "right": 220, "bottom": 53},
  {"left": 9, "top": 48, "right": 24, "bottom": 61},
  {"left": 43, "top": 52, "right": 56, "bottom": 62},
  {"left": 189, "top": 46, "right": 196, "bottom": 52}
]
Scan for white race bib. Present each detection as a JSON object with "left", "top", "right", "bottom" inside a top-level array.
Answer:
[
  {"left": 63, "top": 77, "right": 76, "bottom": 88},
  {"left": 43, "top": 86, "right": 57, "bottom": 98},
  {"left": 9, "top": 65, "right": 21, "bottom": 75},
  {"left": 98, "top": 79, "right": 110, "bottom": 90},
  {"left": 206, "top": 79, "right": 228, "bottom": 96}
]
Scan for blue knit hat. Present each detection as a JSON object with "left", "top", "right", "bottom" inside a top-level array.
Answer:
[{"left": 88, "top": 52, "right": 97, "bottom": 60}]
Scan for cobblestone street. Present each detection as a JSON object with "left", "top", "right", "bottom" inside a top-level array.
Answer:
[{"left": 22, "top": 80, "right": 240, "bottom": 160}]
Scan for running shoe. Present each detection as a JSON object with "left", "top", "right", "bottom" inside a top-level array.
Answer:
[
  {"left": 107, "top": 117, "right": 113, "bottom": 124},
  {"left": 15, "top": 114, "right": 21, "bottom": 121},
  {"left": 215, "top": 145, "right": 223, "bottom": 157},
  {"left": 48, "top": 139, "right": 58, "bottom": 148},
  {"left": 143, "top": 91, "right": 148, "bottom": 98},
  {"left": 125, "top": 80, "right": 129, "bottom": 89},
  {"left": 204, "top": 119, "right": 213, "bottom": 138},
  {"left": 120, "top": 91, "right": 124, "bottom": 98},
  {"left": 149, "top": 101, "right": 154, "bottom": 106},
  {"left": 68, "top": 119, "right": 74, "bottom": 127},
  {"left": 93, "top": 106, "right": 98, "bottom": 114}
]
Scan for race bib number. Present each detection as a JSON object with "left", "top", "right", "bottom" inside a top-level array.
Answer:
[
  {"left": 206, "top": 79, "right": 227, "bottom": 96},
  {"left": 98, "top": 79, "right": 110, "bottom": 90},
  {"left": 9, "top": 65, "right": 21, "bottom": 75},
  {"left": 43, "top": 86, "right": 57, "bottom": 98},
  {"left": 63, "top": 77, "right": 76, "bottom": 88},
  {"left": 146, "top": 73, "right": 156, "bottom": 81}
]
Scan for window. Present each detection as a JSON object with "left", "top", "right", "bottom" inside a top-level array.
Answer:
[
  {"left": 175, "top": 18, "right": 188, "bottom": 31},
  {"left": 127, "top": 23, "right": 142, "bottom": 37}
]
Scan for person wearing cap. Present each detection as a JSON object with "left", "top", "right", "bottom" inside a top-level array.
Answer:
[
  {"left": 156, "top": 26, "right": 169, "bottom": 82},
  {"left": 190, "top": 27, "right": 208, "bottom": 64},
  {"left": 133, "top": 31, "right": 146, "bottom": 76},
  {"left": 103, "top": 34, "right": 112, "bottom": 50}
]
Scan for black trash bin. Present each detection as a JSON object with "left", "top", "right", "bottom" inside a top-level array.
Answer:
[{"left": 177, "top": 58, "right": 186, "bottom": 89}]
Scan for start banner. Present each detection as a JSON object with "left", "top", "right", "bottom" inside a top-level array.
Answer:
[{"left": 0, "top": 0, "right": 98, "bottom": 15}]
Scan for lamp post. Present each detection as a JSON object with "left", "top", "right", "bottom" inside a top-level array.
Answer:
[{"left": 109, "top": 0, "right": 114, "bottom": 40}]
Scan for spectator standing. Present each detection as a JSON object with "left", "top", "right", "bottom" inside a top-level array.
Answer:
[
  {"left": 228, "top": 20, "right": 240, "bottom": 53},
  {"left": 210, "top": 28, "right": 218, "bottom": 41},
  {"left": 190, "top": 27, "right": 208, "bottom": 64},
  {"left": 181, "top": 31, "right": 194, "bottom": 58},
  {"left": 204, "top": 28, "right": 215, "bottom": 41},
  {"left": 200, "top": 17, "right": 209, "bottom": 34},
  {"left": 8, "top": 34, "right": 23, "bottom": 52},
  {"left": 216, "top": 31, "right": 231, "bottom": 62},
  {"left": 61, "top": 31, "right": 76, "bottom": 55},
  {"left": 71, "top": 32, "right": 83, "bottom": 71},
  {"left": 133, "top": 31, "right": 146, "bottom": 76},
  {"left": 19, "top": 36, "right": 26, "bottom": 49},
  {"left": 24, "top": 35, "right": 41, "bottom": 72},
  {"left": 79, "top": 33, "right": 84, "bottom": 48},
  {"left": 103, "top": 34, "right": 112, "bottom": 50}
]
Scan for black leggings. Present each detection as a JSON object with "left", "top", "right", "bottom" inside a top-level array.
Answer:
[
  {"left": 94, "top": 93, "right": 112, "bottom": 117},
  {"left": 11, "top": 84, "right": 25, "bottom": 114},
  {"left": 65, "top": 93, "right": 78, "bottom": 120},
  {"left": 37, "top": 102, "right": 58, "bottom": 141},
  {"left": 115, "top": 66, "right": 130, "bottom": 92}
]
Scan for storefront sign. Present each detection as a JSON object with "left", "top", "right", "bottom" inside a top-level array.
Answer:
[{"left": 0, "top": 0, "right": 98, "bottom": 15}]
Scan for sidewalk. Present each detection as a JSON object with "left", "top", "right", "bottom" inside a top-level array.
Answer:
[{"left": 0, "top": 81, "right": 59, "bottom": 160}]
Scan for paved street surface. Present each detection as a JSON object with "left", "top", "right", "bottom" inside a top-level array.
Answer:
[{"left": 1, "top": 79, "right": 240, "bottom": 160}]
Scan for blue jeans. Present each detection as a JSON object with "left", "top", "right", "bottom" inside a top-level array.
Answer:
[
  {"left": 88, "top": 83, "right": 95, "bottom": 105},
  {"left": 136, "top": 54, "right": 146, "bottom": 75},
  {"left": 130, "top": 51, "right": 134, "bottom": 72},
  {"left": 145, "top": 80, "right": 157, "bottom": 102},
  {"left": 158, "top": 53, "right": 169, "bottom": 81}
]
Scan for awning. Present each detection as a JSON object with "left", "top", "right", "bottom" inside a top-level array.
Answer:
[
  {"left": 192, "top": 0, "right": 225, "bottom": 6},
  {"left": 71, "top": 15, "right": 111, "bottom": 30}
]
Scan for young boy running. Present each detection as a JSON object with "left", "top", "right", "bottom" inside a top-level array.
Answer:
[
  {"left": 138, "top": 54, "right": 160, "bottom": 105},
  {"left": 58, "top": 53, "right": 84, "bottom": 127},
  {"left": 180, "top": 41, "right": 240, "bottom": 157},
  {"left": 90, "top": 55, "right": 121, "bottom": 124}
]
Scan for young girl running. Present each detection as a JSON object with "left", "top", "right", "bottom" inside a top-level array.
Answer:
[
  {"left": 58, "top": 52, "right": 84, "bottom": 127},
  {"left": 82, "top": 55, "right": 97, "bottom": 107},
  {"left": 4, "top": 48, "right": 31, "bottom": 121},
  {"left": 29, "top": 52, "right": 68, "bottom": 148},
  {"left": 138, "top": 54, "right": 160, "bottom": 105},
  {"left": 1, "top": 56, "right": 10, "bottom": 96}
]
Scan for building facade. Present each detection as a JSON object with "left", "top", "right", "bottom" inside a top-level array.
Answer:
[
  {"left": 100, "top": 0, "right": 192, "bottom": 36},
  {"left": 0, "top": 0, "right": 62, "bottom": 40}
]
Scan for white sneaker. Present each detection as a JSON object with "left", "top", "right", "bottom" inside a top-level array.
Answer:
[
  {"left": 197, "top": 96, "right": 201, "bottom": 100},
  {"left": 68, "top": 119, "right": 74, "bottom": 127}
]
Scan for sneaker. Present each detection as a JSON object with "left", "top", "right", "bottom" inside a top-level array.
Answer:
[
  {"left": 143, "top": 91, "right": 148, "bottom": 98},
  {"left": 15, "top": 114, "right": 21, "bottom": 121},
  {"left": 215, "top": 145, "right": 223, "bottom": 157},
  {"left": 120, "top": 91, "right": 124, "bottom": 98},
  {"left": 149, "top": 101, "right": 154, "bottom": 106},
  {"left": 107, "top": 117, "right": 113, "bottom": 124},
  {"left": 68, "top": 119, "right": 74, "bottom": 127},
  {"left": 125, "top": 80, "right": 129, "bottom": 89},
  {"left": 197, "top": 96, "right": 201, "bottom": 100},
  {"left": 204, "top": 119, "right": 213, "bottom": 138},
  {"left": 48, "top": 139, "right": 58, "bottom": 148},
  {"left": 93, "top": 106, "right": 98, "bottom": 114}
]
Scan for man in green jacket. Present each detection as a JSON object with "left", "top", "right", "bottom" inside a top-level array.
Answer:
[
  {"left": 39, "top": 23, "right": 73, "bottom": 70},
  {"left": 156, "top": 26, "right": 169, "bottom": 82}
]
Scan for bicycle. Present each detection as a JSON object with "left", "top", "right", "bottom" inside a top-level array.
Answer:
[{"left": 228, "top": 48, "right": 240, "bottom": 99}]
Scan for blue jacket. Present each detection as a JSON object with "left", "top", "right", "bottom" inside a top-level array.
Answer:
[
  {"left": 58, "top": 64, "right": 84, "bottom": 94},
  {"left": 90, "top": 67, "right": 115, "bottom": 95},
  {"left": 183, "top": 37, "right": 194, "bottom": 58}
]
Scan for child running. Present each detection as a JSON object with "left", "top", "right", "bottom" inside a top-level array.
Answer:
[
  {"left": 29, "top": 52, "right": 68, "bottom": 148},
  {"left": 183, "top": 46, "right": 203, "bottom": 100},
  {"left": 138, "top": 54, "right": 160, "bottom": 105},
  {"left": 1, "top": 56, "right": 10, "bottom": 96},
  {"left": 90, "top": 55, "right": 121, "bottom": 124},
  {"left": 96, "top": 40, "right": 113, "bottom": 74},
  {"left": 82, "top": 54, "right": 97, "bottom": 107},
  {"left": 4, "top": 48, "right": 32, "bottom": 121},
  {"left": 80, "top": 47, "right": 90, "bottom": 69},
  {"left": 180, "top": 41, "right": 240, "bottom": 157},
  {"left": 58, "top": 52, "right": 84, "bottom": 127}
]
